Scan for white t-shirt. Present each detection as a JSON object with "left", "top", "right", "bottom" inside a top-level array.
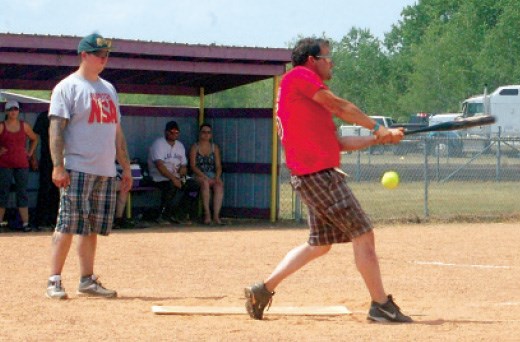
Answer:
[
  {"left": 147, "top": 137, "right": 187, "bottom": 182},
  {"left": 49, "top": 73, "right": 120, "bottom": 177}
]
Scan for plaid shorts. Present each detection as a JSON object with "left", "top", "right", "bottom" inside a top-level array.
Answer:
[
  {"left": 290, "top": 168, "right": 373, "bottom": 246},
  {"left": 56, "top": 171, "right": 116, "bottom": 236}
]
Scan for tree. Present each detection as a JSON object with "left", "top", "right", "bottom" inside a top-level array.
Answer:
[
  {"left": 331, "top": 28, "right": 396, "bottom": 116},
  {"left": 475, "top": 0, "right": 520, "bottom": 89}
]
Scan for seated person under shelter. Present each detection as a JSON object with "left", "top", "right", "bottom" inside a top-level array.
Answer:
[
  {"left": 189, "top": 123, "right": 225, "bottom": 225},
  {"left": 147, "top": 121, "right": 199, "bottom": 224}
]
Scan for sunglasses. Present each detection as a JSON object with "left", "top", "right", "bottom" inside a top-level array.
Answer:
[
  {"left": 315, "top": 54, "right": 333, "bottom": 61},
  {"left": 96, "top": 37, "right": 112, "bottom": 48},
  {"left": 6, "top": 107, "right": 19, "bottom": 111},
  {"left": 89, "top": 50, "right": 110, "bottom": 58}
]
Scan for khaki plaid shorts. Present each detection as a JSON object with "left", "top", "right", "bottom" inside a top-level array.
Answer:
[
  {"left": 290, "top": 168, "right": 373, "bottom": 246},
  {"left": 56, "top": 171, "right": 116, "bottom": 236}
]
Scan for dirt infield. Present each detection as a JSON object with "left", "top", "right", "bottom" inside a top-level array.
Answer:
[{"left": 1, "top": 222, "right": 519, "bottom": 341}]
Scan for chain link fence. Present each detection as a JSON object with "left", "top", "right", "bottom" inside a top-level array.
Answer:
[{"left": 278, "top": 135, "right": 520, "bottom": 223}]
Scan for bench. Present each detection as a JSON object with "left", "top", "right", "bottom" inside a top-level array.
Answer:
[{"left": 125, "top": 185, "right": 159, "bottom": 219}]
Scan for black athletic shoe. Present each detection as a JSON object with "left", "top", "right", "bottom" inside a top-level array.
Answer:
[
  {"left": 244, "top": 282, "right": 274, "bottom": 320},
  {"left": 367, "top": 295, "right": 413, "bottom": 323}
]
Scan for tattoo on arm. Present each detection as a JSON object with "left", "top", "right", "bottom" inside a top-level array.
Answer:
[{"left": 49, "top": 117, "right": 67, "bottom": 167}]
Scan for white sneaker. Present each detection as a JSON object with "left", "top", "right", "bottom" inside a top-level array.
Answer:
[
  {"left": 46, "top": 279, "right": 68, "bottom": 299},
  {"left": 77, "top": 275, "right": 117, "bottom": 298}
]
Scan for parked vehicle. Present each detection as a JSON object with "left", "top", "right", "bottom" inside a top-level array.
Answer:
[
  {"left": 339, "top": 115, "right": 395, "bottom": 137},
  {"left": 422, "top": 131, "right": 463, "bottom": 157},
  {"left": 429, "top": 113, "right": 462, "bottom": 126},
  {"left": 339, "top": 116, "right": 395, "bottom": 154},
  {"left": 391, "top": 112, "right": 429, "bottom": 131},
  {"left": 462, "top": 85, "right": 520, "bottom": 155},
  {"left": 462, "top": 85, "right": 520, "bottom": 138},
  {"left": 391, "top": 113, "right": 429, "bottom": 155}
]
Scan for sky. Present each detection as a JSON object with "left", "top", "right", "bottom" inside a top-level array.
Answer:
[{"left": 0, "top": 0, "right": 417, "bottom": 48}]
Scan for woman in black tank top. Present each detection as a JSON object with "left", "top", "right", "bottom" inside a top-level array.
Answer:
[{"left": 189, "top": 123, "right": 224, "bottom": 225}]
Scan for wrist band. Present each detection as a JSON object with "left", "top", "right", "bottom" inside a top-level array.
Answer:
[{"left": 372, "top": 123, "right": 380, "bottom": 134}]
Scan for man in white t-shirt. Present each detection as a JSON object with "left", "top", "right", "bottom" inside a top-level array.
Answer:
[
  {"left": 147, "top": 121, "right": 190, "bottom": 223},
  {"left": 46, "top": 33, "right": 132, "bottom": 300}
]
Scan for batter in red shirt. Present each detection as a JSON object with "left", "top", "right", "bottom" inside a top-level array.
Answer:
[{"left": 245, "top": 38, "right": 412, "bottom": 323}]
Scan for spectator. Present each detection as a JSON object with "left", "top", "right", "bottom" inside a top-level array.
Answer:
[
  {"left": 33, "top": 110, "right": 60, "bottom": 230},
  {"left": 46, "top": 33, "right": 132, "bottom": 300},
  {"left": 0, "top": 100, "right": 39, "bottom": 232},
  {"left": 189, "top": 123, "right": 224, "bottom": 225},
  {"left": 147, "top": 120, "right": 197, "bottom": 224}
]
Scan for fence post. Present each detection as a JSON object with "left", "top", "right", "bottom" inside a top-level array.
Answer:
[
  {"left": 355, "top": 151, "right": 361, "bottom": 182},
  {"left": 496, "top": 127, "right": 501, "bottom": 182},
  {"left": 423, "top": 138, "right": 430, "bottom": 218},
  {"left": 293, "top": 190, "right": 303, "bottom": 223},
  {"left": 355, "top": 128, "right": 361, "bottom": 182}
]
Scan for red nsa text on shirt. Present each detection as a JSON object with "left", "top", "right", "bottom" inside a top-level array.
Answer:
[{"left": 89, "top": 93, "right": 118, "bottom": 124}]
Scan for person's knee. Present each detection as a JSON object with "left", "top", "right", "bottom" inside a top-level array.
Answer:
[
  {"left": 352, "top": 231, "right": 378, "bottom": 261},
  {"left": 52, "top": 231, "right": 73, "bottom": 246},
  {"left": 201, "top": 180, "right": 211, "bottom": 190},
  {"left": 214, "top": 182, "right": 224, "bottom": 193},
  {"left": 309, "top": 244, "right": 331, "bottom": 257}
]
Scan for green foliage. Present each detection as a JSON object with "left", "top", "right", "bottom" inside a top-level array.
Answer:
[
  {"left": 206, "top": 79, "right": 274, "bottom": 108},
  {"left": 118, "top": 94, "right": 198, "bottom": 106},
  {"left": 6, "top": 90, "right": 51, "bottom": 100}
]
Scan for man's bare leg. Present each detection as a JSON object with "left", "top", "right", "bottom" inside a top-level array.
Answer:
[
  {"left": 352, "top": 230, "right": 387, "bottom": 303},
  {"left": 264, "top": 243, "right": 331, "bottom": 292}
]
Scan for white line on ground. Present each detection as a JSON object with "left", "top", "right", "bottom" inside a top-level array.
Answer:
[
  {"left": 495, "top": 302, "right": 520, "bottom": 306},
  {"left": 412, "top": 260, "right": 511, "bottom": 269}
]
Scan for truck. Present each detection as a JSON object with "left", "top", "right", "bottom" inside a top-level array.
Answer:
[
  {"left": 340, "top": 114, "right": 431, "bottom": 155},
  {"left": 339, "top": 116, "right": 395, "bottom": 137},
  {"left": 461, "top": 85, "right": 520, "bottom": 155},
  {"left": 390, "top": 112, "right": 429, "bottom": 131},
  {"left": 462, "top": 85, "right": 520, "bottom": 137},
  {"left": 390, "top": 113, "right": 430, "bottom": 155},
  {"left": 339, "top": 116, "right": 396, "bottom": 154},
  {"left": 392, "top": 113, "right": 465, "bottom": 156},
  {"left": 428, "top": 113, "right": 462, "bottom": 126}
]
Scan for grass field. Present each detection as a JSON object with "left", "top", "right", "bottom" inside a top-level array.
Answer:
[{"left": 279, "top": 181, "right": 520, "bottom": 222}]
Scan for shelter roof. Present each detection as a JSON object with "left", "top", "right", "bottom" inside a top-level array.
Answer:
[{"left": 0, "top": 33, "right": 291, "bottom": 96}]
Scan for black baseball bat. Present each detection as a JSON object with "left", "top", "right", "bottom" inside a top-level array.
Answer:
[{"left": 403, "top": 115, "right": 496, "bottom": 135}]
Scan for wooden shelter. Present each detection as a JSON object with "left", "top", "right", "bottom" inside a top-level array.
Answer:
[{"left": 0, "top": 33, "right": 292, "bottom": 220}]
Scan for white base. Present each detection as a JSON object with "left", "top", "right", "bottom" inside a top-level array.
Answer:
[{"left": 152, "top": 305, "right": 351, "bottom": 316}]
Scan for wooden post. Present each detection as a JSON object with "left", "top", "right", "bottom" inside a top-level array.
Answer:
[
  {"left": 270, "top": 76, "right": 280, "bottom": 222},
  {"left": 199, "top": 87, "right": 205, "bottom": 125}
]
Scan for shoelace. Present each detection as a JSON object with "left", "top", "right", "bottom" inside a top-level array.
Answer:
[
  {"left": 90, "top": 275, "right": 103, "bottom": 287},
  {"left": 51, "top": 280, "right": 64, "bottom": 291},
  {"left": 386, "top": 296, "right": 400, "bottom": 310}
]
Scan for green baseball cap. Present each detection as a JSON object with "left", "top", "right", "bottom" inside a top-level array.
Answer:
[{"left": 77, "top": 33, "right": 112, "bottom": 54}]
